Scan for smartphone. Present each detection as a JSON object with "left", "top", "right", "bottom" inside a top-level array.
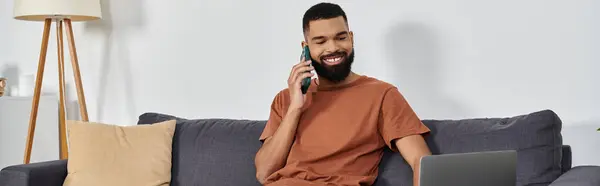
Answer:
[{"left": 300, "top": 45, "right": 312, "bottom": 94}]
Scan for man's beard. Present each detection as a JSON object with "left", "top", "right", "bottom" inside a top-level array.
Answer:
[{"left": 311, "top": 49, "right": 355, "bottom": 83}]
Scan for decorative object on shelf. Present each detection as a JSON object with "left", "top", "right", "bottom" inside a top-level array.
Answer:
[
  {"left": 0, "top": 78, "right": 6, "bottom": 97},
  {"left": 18, "top": 74, "right": 35, "bottom": 97},
  {"left": 13, "top": 0, "right": 102, "bottom": 164}
]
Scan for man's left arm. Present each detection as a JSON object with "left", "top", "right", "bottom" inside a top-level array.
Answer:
[
  {"left": 394, "top": 135, "right": 431, "bottom": 186},
  {"left": 378, "top": 87, "right": 432, "bottom": 186}
]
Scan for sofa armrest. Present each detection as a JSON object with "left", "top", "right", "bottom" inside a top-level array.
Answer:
[
  {"left": 0, "top": 160, "right": 67, "bottom": 186},
  {"left": 549, "top": 165, "right": 600, "bottom": 186}
]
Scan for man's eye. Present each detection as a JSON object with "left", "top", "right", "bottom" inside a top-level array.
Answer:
[
  {"left": 316, "top": 41, "right": 325, "bottom": 44},
  {"left": 338, "top": 37, "right": 347, "bottom": 40}
]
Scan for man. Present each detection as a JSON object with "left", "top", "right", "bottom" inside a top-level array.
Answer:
[{"left": 254, "top": 2, "right": 432, "bottom": 186}]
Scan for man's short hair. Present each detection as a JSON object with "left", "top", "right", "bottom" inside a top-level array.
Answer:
[{"left": 302, "top": 2, "right": 348, "bottom": 33}]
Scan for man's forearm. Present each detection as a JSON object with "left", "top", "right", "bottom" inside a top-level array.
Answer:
[
  {"left": 413, "top": 161, "right": 421, "bottom": 186},
  {"left": 255, "top": 109, "right": 302, "bottom": 183}
]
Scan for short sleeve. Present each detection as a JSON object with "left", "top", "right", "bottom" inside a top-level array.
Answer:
[
  {"left": 378, "top": 87, "right": 430, "bottom": 152},
  {"left": 259, "top": 90, "right": 286, "bottom": 143}
]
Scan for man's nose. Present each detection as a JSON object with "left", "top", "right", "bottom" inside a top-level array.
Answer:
[{"left": 324, "top": 40, "right": 339, "bottom": 53}]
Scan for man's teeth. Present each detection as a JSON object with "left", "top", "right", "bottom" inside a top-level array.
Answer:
[{"left": 325, "top": 57, "right": 342, "bottom": 63}]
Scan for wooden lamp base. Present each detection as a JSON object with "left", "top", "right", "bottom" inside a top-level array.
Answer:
[{"left": 23, "top": 18, "right": 90, "bottom": 164}]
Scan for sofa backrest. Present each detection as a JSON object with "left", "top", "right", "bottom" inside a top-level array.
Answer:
[
  {"left": 137, "top": 109, "right": 565, "bottom": 186},
  {"left": 138, "top": 114, "right": 264, "bottom": 186}
]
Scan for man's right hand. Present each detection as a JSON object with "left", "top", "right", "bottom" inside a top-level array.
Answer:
[
  {"left": 255, "top": 60, "right": 312, "bottom": 183},
  {"left": 287, "top": 57, "right": 314, "bottom": 111}
]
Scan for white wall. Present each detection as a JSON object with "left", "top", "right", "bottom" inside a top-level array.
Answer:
[{"left": 1, "top": 0, "right": 598, "bottom": 166}]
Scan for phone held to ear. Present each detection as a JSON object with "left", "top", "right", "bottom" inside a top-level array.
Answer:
[{"left": 301, "top": 45, "right": 312, "bottom": 94}]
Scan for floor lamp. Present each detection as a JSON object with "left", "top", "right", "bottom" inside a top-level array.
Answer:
[{"left": 13, "top": 0, "right": 102, "bottom": 164}]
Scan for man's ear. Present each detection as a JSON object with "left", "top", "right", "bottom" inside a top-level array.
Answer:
[
  {"left": 301, "top": 41, "right": 308, "bottom": 48},
  {"left": 349, "top": 31, "right": 354, "bottom": 44}
]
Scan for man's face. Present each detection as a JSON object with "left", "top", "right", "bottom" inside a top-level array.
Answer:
[{"left": 304, "top": 16, "right": 354, "bottom": 83}]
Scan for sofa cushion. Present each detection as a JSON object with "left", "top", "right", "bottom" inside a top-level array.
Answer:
[
  {"left": 138, "top": 113, "right": 265, "bottom": 186},
  {"left": 375, "top": 109, "right": 563, "bottom": 186},
  {"left": 63, "top": 119, "right": 176, "bottom": 186}
]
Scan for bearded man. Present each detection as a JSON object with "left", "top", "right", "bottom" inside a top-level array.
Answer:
[{"left": 254, "top": 2, "right": 432, "bottom": 186}]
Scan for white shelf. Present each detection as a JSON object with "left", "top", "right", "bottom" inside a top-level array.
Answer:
[{"left": 0, "top": 95, "right": 59, "bottom": 168}]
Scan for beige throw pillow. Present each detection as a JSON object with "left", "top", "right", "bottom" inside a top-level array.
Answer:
[{"left": 63, "top": 120, "right": 176, "bottom": 186}]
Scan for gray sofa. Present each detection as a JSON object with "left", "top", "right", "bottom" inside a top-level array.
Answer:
[{"left": 1, "top": 109, "right": 599, "bottom": 186}]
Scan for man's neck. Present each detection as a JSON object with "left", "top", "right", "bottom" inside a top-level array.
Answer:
[{"left": 316, "top": 72, "right": 360, "bottom": 87}]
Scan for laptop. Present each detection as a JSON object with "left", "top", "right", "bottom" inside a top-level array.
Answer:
[{"left": 419, "top": 150, "right": 517, "bottom": 186}]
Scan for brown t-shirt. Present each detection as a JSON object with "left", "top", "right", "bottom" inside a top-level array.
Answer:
[{"left": 259, "top": 75, "right": 430, "bottom": 186}]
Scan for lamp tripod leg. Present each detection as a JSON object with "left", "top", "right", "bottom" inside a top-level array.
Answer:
[
  {"left": 57, "top": 19, "right": 68, "bottom": 160},
  {"left": 64, "top": 19, "right": 89, "bottom": 122},
  {"left": 23, "top": 18, "right": 52, "bottom": 164}
]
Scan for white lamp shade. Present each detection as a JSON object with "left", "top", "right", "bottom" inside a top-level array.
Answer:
[{"left": 13, "top": 0, "right": 102, "bottom": 21}]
